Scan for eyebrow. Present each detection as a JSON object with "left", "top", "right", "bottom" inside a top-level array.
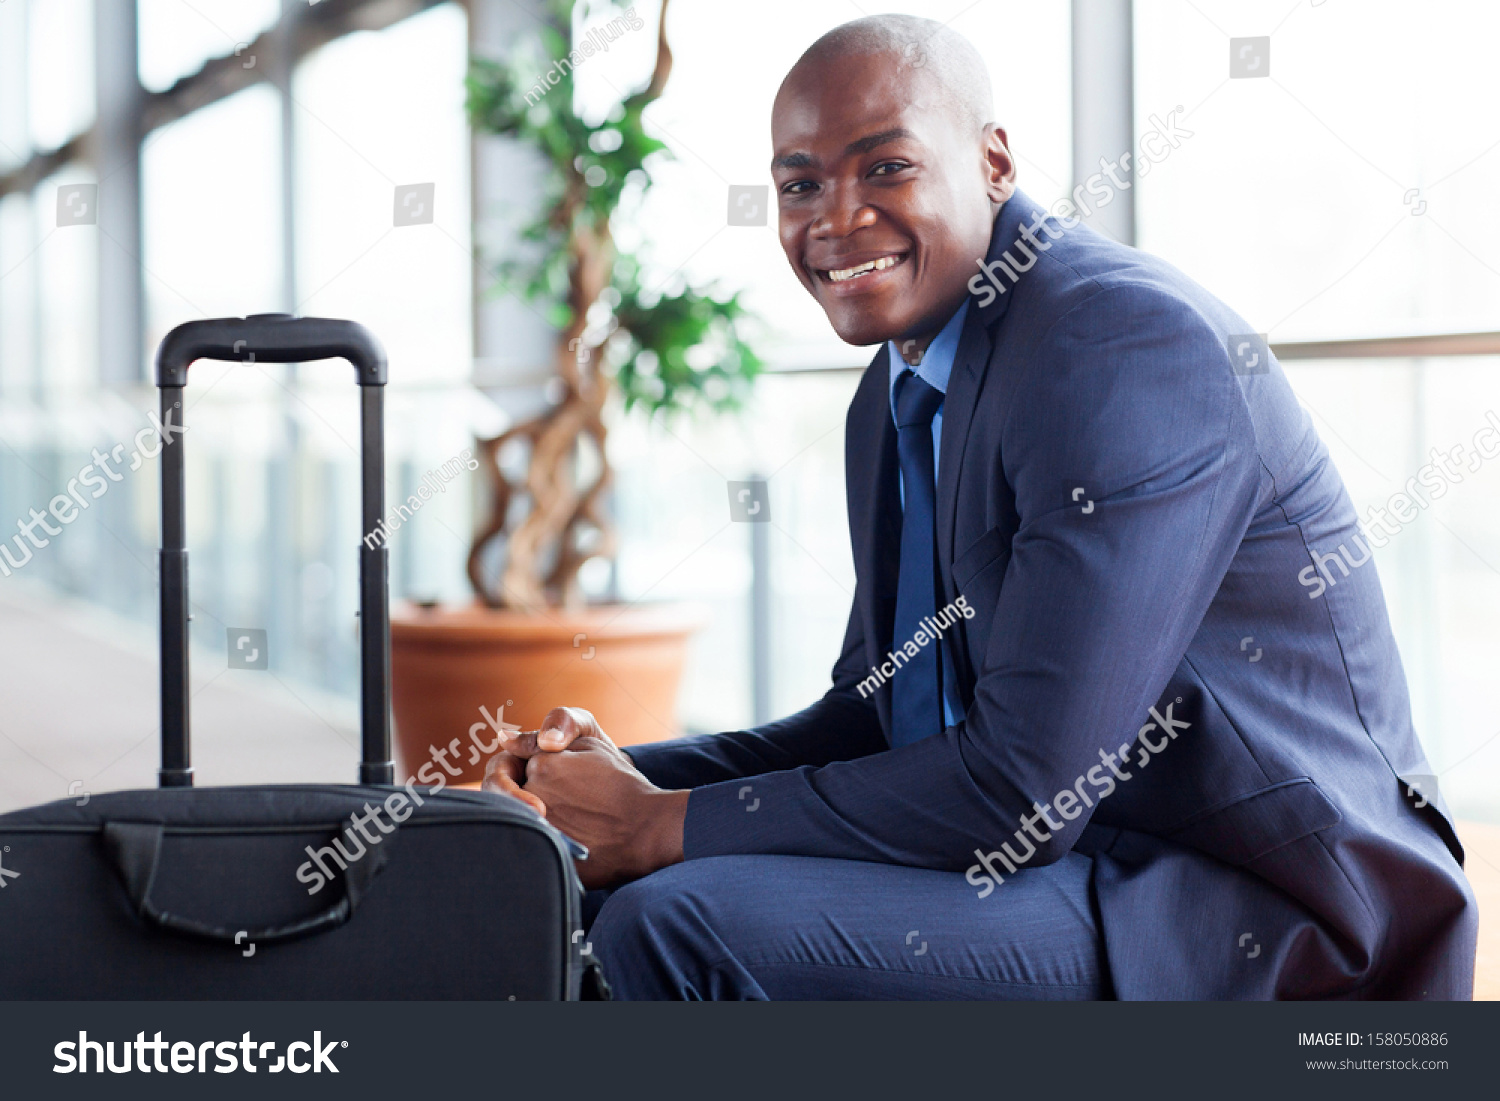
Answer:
[
  {"left": 845, "top": 127, "right": 914, "bottom": 157},
  {"left": 772, "top": 151, "right": 815, "bottom": 170},
  {"left": 771, "top": 127, "right": 917, "bottom": 171}
]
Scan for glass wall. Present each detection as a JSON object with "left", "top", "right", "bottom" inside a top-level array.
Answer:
[
  {"left": 1135, "top": 0, "right": 1500, "bottom": 818},
  {"left": 0, "top": 2, "right": 476, "bottom": 721},
  {"left": 136, "top": 0, "right": 280, "bottom": 93},
  {"left": 2, "top": 0, "right": 1495, "bottom": 822}
]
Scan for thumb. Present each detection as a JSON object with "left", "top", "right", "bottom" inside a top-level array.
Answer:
[{"left": 535, "top": 706, "right": 602, "bottom": 751}]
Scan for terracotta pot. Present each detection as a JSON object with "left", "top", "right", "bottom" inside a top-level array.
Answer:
[{"left": 389, "top": 601, "right": 707, "bottom": 785}]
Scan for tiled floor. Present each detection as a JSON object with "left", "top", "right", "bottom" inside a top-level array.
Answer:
[{"left": 0, "top": 584, "right": 359, "bottom": 814}]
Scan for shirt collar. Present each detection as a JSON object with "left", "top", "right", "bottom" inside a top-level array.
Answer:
[{"left": 887, "top": 298, "right": 970, "bottom": 415}]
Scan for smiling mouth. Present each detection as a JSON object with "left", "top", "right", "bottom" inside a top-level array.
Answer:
[{"left": 817, "top": 252, "right": 909, "bottom": 284}]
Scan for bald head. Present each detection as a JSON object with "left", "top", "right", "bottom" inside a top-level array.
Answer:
[
  {"left": 789, "top": 15, "right": 995, "bottom": 137},
  {"left": 769, "top": 16, "right": 1015, "bottom": 349}
]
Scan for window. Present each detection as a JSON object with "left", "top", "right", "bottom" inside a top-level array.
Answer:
[
  {"left": 1135, "top": 0, "right": 1500, "bottom": 817},
  {"left": 28, "top": 0, "right": 95, "bottom": 150},
  {"left": 0, "top": 0, "right": 475, "bottom": 720},
  {"left": 137, "top": 0, "right": 281, "bottom": 93}
]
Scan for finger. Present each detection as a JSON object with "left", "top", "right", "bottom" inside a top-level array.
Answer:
[
  {"left": 500, "top": 730, "right": 544, "bottom": 758},
  {"left": 516, "top": 789, "right": 548, "bottom": 817},
  {"left": 483, "top": 749, "right": 527, "bottom": 786},
  {"left": 536, "top": 706, "right": 602, "bottom": 751},
  {"left": 502, "top": 779, "right": 548, "bottom": 817},
  {"left": 501, "top": 709, "right": 610, "bottom": 758},
  {"left": 482, "top": 752, "right": 547, "bottom": 817}
]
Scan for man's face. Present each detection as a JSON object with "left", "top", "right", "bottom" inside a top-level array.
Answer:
[{"left": 771, "top": 50, "right": 1012, "bottom": 348}]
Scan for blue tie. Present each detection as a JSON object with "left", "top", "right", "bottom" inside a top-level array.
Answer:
[{"left": 890, "top": 371, "right": 946, "bottom": 747}]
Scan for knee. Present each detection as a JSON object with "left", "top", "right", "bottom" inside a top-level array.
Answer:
[
  {"left": 590, "top": 864, "right": 724, "bottom": 1000},
  {"left": 592, "top": 862, "right": 704, "bottom": 956}
]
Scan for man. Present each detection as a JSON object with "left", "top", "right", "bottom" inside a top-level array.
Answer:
[{"left": 488, "top": 15, "right": 1476, "bottom": 1000}]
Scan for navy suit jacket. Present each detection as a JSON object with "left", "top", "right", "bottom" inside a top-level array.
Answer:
[{"left": 629, "top": 191, "right": 1477, "bottom": 999}]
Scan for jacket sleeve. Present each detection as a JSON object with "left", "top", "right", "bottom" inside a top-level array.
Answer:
[
  {"left": 674, "top": 285, "right": 1263, "bottom": 869},
  {"left": 625, "top": 588, "right": 888, "bottom": 790}
]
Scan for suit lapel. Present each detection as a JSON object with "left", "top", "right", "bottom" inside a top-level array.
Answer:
[
  {"left": 935, "top": 192, "right": 1045, "bottom": 567},
  {"left": 933, "top": 193, "right": 1042, "bottom": 699},
  {"left": 935, "top": 315, "right": 992, "bottom": 570}
]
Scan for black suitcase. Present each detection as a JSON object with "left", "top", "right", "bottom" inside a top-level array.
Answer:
[{"left": 0, "top": 315, "right": 595, "bottom": 999}]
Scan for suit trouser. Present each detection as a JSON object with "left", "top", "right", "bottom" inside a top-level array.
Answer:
[{"left": 587, "top": 851, "right": 1109, "bottom": 1000}]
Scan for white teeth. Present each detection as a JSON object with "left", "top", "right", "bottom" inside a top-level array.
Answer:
[{"left": 827, "top": 255, "right": 901, "bottom": 282}]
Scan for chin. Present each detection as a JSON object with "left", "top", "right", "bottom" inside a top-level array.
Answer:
[
  {"left": 824, "top": 305, "right": 904, "bottom": 349},
  {"left": 831, "top": 323, "right": 890, "bottom": 348}
]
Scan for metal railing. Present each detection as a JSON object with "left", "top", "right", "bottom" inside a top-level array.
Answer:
[
  {"left": 1272, "top": 332, "right": 1500, "bottom": 360},
  {"left": 762, "top": 331, "right": 1500, "bottom": 376}
]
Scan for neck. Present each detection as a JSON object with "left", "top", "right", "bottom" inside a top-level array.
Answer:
[
  {"left": 895, "top": 291, "right": 968, "bottom": 366},
  {"left": 896, "top": 334, "right": 933, "bottom": 366}
]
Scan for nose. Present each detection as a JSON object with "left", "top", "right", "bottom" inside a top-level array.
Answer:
[{"left": 810, "top": 181, "right": 877, "bottom": 239}]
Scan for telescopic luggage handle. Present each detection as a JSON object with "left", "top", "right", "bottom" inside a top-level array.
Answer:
[
  {"left": 155, "top": 314, "right": 387, "bottom": 386},
  {"left": 153, "top": 314, "right": 393, "bottom": 788}
]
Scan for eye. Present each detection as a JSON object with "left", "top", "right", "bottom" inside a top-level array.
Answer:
[
  {"left": 780, "top": 179, "right": 816, "bottom": 196},
  {"left": 870, "top": 160, "right": 910, "bottom": 177}
]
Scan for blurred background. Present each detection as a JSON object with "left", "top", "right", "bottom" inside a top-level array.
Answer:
[{"left": 0, "top": 0, "right": 1497, "bottom": 826}]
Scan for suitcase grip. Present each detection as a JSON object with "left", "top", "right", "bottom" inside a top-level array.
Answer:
[
  {"left": 154, "top": 314, "right": 386, "bottom": 386},
  {"left": 104, "top": 822, "right": 390, "bottom": 946}
]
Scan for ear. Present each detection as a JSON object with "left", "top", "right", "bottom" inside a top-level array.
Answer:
[{"left": 983, "top": 125, "right": 1018, "bottom": 205}]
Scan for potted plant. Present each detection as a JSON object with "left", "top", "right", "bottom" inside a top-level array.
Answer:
[{"left": 389, "top": 0, "right": 762, "bottom": 783}]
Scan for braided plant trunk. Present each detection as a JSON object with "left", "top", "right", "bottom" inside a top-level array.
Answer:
[{"left": 467, "top": 3, "right": 674, "bottom": 612}]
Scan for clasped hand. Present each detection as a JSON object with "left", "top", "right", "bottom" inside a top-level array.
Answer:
[{"left": 482, "top": 707, "right": 688, "bottom": 889}]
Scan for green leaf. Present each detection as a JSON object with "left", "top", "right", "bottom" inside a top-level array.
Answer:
[{"left": 466, "top": 2, "right": 762, "bottom": 421}]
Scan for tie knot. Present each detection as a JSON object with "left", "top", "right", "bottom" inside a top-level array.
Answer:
[{"left": 895, "top": 371, "right": 944, "bottom": 429}]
